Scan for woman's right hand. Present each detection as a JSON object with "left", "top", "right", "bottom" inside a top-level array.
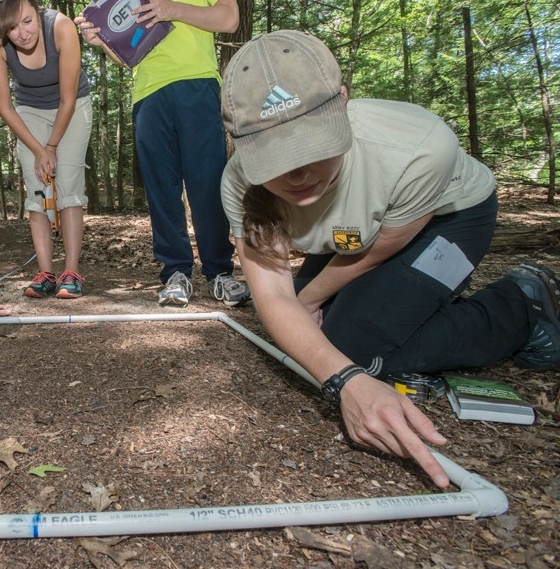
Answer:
[
  {"left": 297, "top": 287, "right": 327, "bottom": 322},
  {"left": 310, "top": 308, "right": 323, "bottom": 327},
  {"left": 340, "top": 374, "right": 450, "bottom": 488}
]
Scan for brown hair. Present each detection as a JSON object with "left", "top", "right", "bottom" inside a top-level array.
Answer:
[
  {"left": 0, "top": 0, "right": 41, "bottom": 44},
  {"left": 242, "top": 185, "right": 292, "bottom": 263}
]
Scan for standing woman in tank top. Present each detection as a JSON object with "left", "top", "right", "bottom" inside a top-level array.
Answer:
[{"left": 0, "top": 0, "right": 92, "bottom": 299}]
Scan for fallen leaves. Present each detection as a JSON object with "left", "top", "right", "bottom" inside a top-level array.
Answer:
[
  {"left": 0, "top": 437, "right": 29, "bottom": 470},
  {"left": 83, "top": 482, "right": 120, "bottom": 512},
  {"left": 25, "top": 485, "right": 58, "bottom": 514},
  {"left": 535, "top": 389, "right": 560, "bottom": 422},
  {"left": 75, "top": 536, "right": 138, "bottom": 569},
  {"left": 122, "top": 382, "right": 179, "bottom": 404},
  {"left": 0, "top": 204, "right": 558, "bottom": 567},
  {"left": 28, "top": 464, "right": 67, "bottom": 478},
  {"left": 285, "top": 526, "right": 352, "bottom": 556},
  {"left": 0, "top": 471, "right": 14, "bottom": 493},
  {"left": 352, "top": 535, "right": 403, "bottom": 569}
]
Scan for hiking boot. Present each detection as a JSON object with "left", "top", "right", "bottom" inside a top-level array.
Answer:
[
  {"left": 159, "top": 271, "right": 192, "bottom": 307},
  {"left": 507, "top": 263, "right": 560, "bottom": 370},
  {"left": 208, "top": 274, "right": 251, "bottom": 307},
  {"left": 24, "top": 271, "right": 56, "bottom": 298},
  {"left": 56, "top": 270, "right": 85, "bottom": 299}
]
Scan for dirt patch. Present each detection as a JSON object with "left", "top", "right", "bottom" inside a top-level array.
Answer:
[{"left": 0, "top": 187, "right": 559, "bottom": 569}]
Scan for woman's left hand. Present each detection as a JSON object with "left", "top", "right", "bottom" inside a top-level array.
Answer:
[
  {"left": 35, "top": 146, "right": 56, "bottom": 182},
  {"left": 133, "top": 0, "right": 178, "bottom": 27}
]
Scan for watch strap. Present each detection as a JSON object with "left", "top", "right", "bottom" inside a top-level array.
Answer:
[
  {"left": 322, "top": 364, "right": 367, "bottom": 405},
  {"left": 337, "top": 364, "right": 367, "bottom": 381}
]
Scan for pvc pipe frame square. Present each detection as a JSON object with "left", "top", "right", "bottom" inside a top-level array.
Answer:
[{"left": 0, "top": 311, "right": 508, "bottom": 539}]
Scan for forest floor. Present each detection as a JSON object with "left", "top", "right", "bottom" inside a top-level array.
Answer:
[{"left": 0, "top": 186, "right": 558, "bottom": 569}]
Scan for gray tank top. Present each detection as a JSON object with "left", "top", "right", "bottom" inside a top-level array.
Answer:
[{"left": 5, "top": 9, "right": 89, "bottom": 110}]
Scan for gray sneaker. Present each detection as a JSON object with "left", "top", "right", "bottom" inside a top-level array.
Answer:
[
  {"left": 208, "top": 274, "right": 251, "bottom": 307},
  {"left": 507, "top": 263, "right": 560, "bottom": 370},
  {"left": 159, "top": 271, "right": 193, "bottom": 307}
]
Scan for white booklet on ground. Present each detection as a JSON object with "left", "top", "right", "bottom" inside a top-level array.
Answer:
[{"left": 445, "top": 374, "right": 535, "bottom": 425}]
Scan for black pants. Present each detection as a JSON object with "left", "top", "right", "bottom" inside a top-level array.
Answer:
[
  {"left": 133, "top": 79, "right": 234, "bottom": 284},
  {"left": 294, "top": 192, "right": 536, "bottom": 378}
]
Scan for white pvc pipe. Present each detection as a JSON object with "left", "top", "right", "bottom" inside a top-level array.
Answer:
[
  {"left": 0, "top": 312, "right": 508, "bottom": 538},
  {"left": 0, "top": 449, "right": 507, "bottom": 538}
]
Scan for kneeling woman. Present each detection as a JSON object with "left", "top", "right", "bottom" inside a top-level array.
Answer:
[{"left": 220, "top": 31, "right": 560, "bottom": 487}]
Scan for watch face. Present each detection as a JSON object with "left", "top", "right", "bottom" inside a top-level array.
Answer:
[
  {"left": 321, "top": 367, "right": 365, "bottom": 406},
  {"left": 322, "top": 376, "right": 342, "bottom": 405},
  {"left": 322, "top": 386, "right": 338, "bottom": 404}
]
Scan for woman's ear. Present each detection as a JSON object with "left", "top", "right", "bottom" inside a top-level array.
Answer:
[{"left": 341, "top": 84, "right": 349, "bottom": 104}]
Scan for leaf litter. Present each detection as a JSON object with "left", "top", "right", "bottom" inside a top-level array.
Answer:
[{"left": 0, "top": 190, "right": 558, "bottom": 568}]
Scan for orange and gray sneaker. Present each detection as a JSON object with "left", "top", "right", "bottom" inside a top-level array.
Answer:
[
  {"left": 24, "top": 271, "right": 57, "bottom": 298},
  {"left": 55, "top": 270, "right": 85, "bottom": 299}
]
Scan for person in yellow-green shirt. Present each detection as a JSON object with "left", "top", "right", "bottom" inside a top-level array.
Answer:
[{"left": 76, "top": 0, "right": 250, "bottom": 307}]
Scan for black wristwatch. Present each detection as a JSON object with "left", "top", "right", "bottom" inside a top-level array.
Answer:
[{"left": 321, "top": 364, "right": 367, "bottom": 405}]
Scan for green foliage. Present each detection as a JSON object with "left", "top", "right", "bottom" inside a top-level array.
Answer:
[
  {"left": 253, "top": 0, "right": 558, "bottom": 186},
  {"left": 14, "top": 0, "right": 555, "bottom": 202}
]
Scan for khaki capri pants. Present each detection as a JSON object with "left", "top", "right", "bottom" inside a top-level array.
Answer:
[{"left": 16, "top": 95, "right": 92, "bottom": 214}]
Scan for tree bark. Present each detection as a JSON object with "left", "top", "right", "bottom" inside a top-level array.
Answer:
[
  {"left": 99, "top": 52, "right": 113, "bottom": 209},
  {"left": 400, "top": 0, "right": 412, "bottom": 102},
  {"left": 219, "top": 0, "right": 254, "bottom": 74},
  {"left": 490, "top": 225, "right": 560, "bottom": 253},
  {"left": 115, "top": 67, "right": 126, "bottom": 211},
  {"left": 462, "top": 4, "right": 482, "bottom": 161},
  {"left": 344, "top": 0, "right": 362, "bottom": 94},
  {"left": 85, "top": 143, "right": 99, "bottom": 214},
  {"left": 0, "top": 135, "right": 5, "bottom": 220},
  {"left": 524, "top": 0, "right": 556, "bottom": 204}
]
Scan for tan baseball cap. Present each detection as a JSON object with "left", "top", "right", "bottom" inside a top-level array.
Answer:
[{"left": 222, "top": 30, "right": 352, "bottom": 185}]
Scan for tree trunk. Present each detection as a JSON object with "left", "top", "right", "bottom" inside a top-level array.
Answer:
[
  {"left": 0, "top": 136, "right": 6, "bottom": 220},
  {"left": 490, "top": 225, "right": 560, "bottom": 253},
  {"left": 524, "top": 0, "right": 556, "bottom": 204},
  {"left": 266, "top": 0, "right": 272, "bottom": 34},
  {"left": 427, "top": 6, "right": 444, "bottom": 103},
  {"left": 7, "top": 131, "right": 16, "bottom": 190},
  {"left": 400, "top": 0, "right": 412, "bottom": 102},
  {"left": 17, "top": 166, "right": 24, "bottom": 221},
  {"left": 462, "top": 4, "right": 482, "bottom": 161},
  {"left": 343, "top": 0, "right": 362, "bottom": 93},
  {"left": 219, "top": 0, "right": 254, "bottom": 74},
  {"left": 85, "top": 143, "right": 99, "bottom": 214},
  {"left": 115, "top": 67, "right": 126, "bottom": 211},
  {"left": 99, "top": 52, "right": 113, "bottom": 209}
]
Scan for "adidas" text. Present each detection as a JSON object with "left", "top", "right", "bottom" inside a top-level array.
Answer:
[{"left": 260, "top": 97, "right": 301, "bottom": 119}]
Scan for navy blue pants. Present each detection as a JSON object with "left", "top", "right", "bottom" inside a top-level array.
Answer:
[
  {"left": 133, "top": 79, "right": 234, "bottom": 283},
  {"left": 295, "top": 192, "right": 536, "bottom": 377}
]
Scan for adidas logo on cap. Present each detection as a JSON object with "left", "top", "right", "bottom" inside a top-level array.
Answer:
[{"left": 260, "top": 85, "right": 301, "bottom": 119}]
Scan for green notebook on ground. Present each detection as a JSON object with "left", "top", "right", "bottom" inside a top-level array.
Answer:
[{"left": 445, "top": 374, "right": 535, "bottom": 425}]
